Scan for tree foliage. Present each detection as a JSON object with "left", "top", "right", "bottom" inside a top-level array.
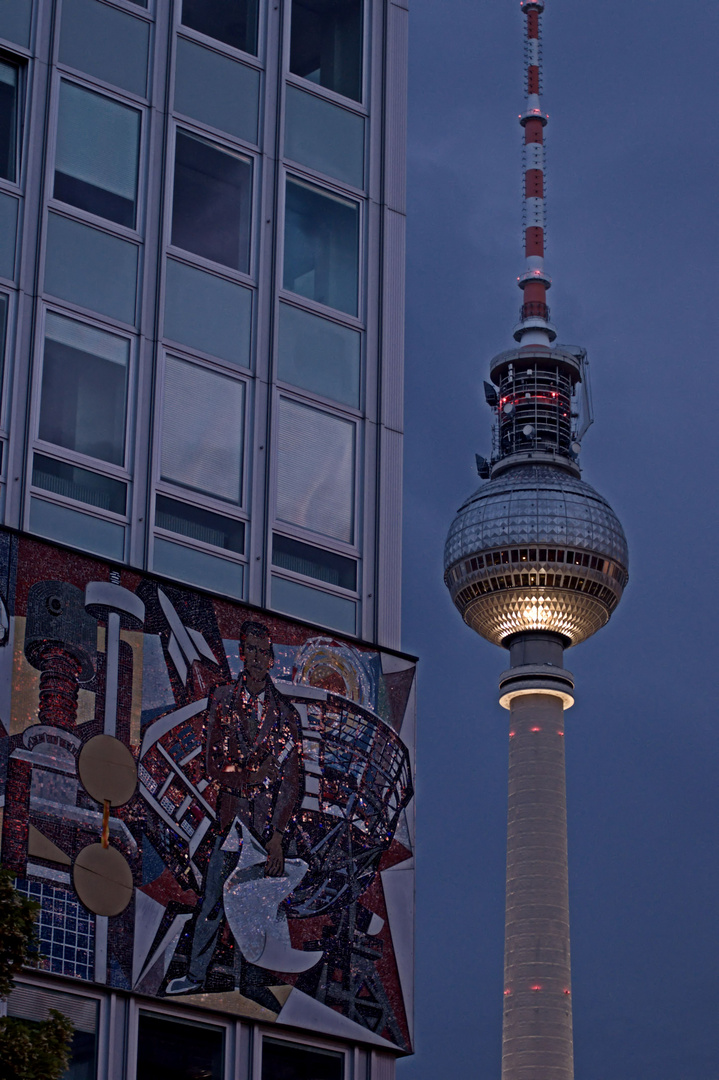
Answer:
[{"left": 0, "top": 867, "right": 73, "bottom": 1080}]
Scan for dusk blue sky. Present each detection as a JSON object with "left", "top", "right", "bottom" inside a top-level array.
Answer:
[{"left": 399, "top": 2, "right": 718, "bottom": 1078}]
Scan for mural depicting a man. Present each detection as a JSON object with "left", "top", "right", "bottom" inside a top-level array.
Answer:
[{"left": 167, "top": 620, "right": 321, "bottom": 993}]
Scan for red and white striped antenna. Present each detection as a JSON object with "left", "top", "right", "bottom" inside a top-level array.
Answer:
[{"left": 516, "top": 0, "right": 556, "bottom": 346}]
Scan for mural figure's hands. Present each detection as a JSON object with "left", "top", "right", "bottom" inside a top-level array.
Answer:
[{"left": 265, "top": 831, "right": 284, "bottom": 876}]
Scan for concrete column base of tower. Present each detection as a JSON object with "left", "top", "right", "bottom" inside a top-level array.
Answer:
[{"left": 500, "top": 632, "right": 574, "bottom": 1080}]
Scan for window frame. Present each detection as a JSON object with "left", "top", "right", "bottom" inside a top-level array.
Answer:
[
  {"left": 285, "top": 0, "right": 368, "bottom": 108},
  {"left": 273, "top": 296, "right": 365, "bottom": 414},
  {"left": 0, "top": 51, "right": 26, "bottom": 190},
  {"left": 151, "top": 347, "right": 251, "bottom": 532},
  {"left": 175, "top": 0, "right": 263, "bottom": 64},
  {"left": 27, "top": 304, "right": 136, "bottom": 534},
  {"left": 171, "top": 30, "right": 263, "bottom": 151},
  {"left": 281, "top": 80, "right": 368, "bottom": 195},
  {"left": 279, "top": 169, "right": 365, "bottom": 322},
  {"left": 9, "top": 975, "right": 106, "bottom": 1080},
  {"left": 47, "top": 71, "right": 147, "bottom": 239},
  {"left": 54, "top": 0, "right": 154, "bottom": 101},
  {"left": 268, "top": 389, "right": 362, "bottom": 631},
  {"left": 255, "top": 1029, "right": 351, "bottom": 1080},
  {"left": 166, "top": 121, "right": 258, "bottom": 284},
  {"left": 126, "top": 1001, "right": 233, "bottom": 1080}
]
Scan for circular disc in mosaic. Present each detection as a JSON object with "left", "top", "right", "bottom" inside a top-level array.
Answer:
[{"left": 73, "top": 843, "right": 133, "bottom": 916}]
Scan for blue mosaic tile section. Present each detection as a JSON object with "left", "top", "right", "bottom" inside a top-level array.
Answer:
[{"left": 16, "top": 879, "right": 94, "bottom": 981}]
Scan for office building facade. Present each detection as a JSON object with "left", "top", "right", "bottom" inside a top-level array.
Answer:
[{"left": 0, "top": 1, "right": 413, "bottom": 1077}]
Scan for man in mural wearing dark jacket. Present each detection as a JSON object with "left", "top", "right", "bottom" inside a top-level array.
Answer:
[{"left": 167, "top": 619, "right": 321, "bottom": 994}]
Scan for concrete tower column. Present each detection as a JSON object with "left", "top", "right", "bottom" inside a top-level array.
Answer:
[{"left": 499, "top": 633, "right": 574, "bottom": 1080}]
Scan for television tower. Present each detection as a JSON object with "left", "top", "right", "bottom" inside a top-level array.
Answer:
[{"left": 444, "top": 4, "right": 628, "bottom": 1079}]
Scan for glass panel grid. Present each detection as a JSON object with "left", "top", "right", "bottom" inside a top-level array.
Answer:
[{"left": 14, "top": 879, "right": 95, "bottom": 981}]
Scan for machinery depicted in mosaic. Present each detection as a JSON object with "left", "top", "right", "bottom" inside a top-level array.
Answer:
[{"left": 0, "top": 533, "right": 415, "bottom": 1052}]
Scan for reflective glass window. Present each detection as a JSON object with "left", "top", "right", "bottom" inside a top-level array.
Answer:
[
  {"left": 0, "top": 0, "right": 33, "bottom": 47},
  {"left": 278, "top": 302, "right": 360, "bottom": 406},
  {"left": 290, "top": 0, "right": 362, "bottom": 102},
  {"left": 161, "top": 357, "right": 244, "bottom": 503},
  {"left": 276, "top": 397, "right": 354, "bottom": 543},
  {"left": 156, "top": 495, "right": 244, "bottom": 554},
  {"left": 154, "top": 538, "right": 243, "bottom": 599},
  {"left": 137, "top": 1012, "right": 224, "bottom": 1080},
  {"left": 45, "top": 213, "right": 138, "bottom": 325},
  {"left": 7, "top": 984, "right": 99, "bottom": 1080},
  {"left": 0, "top": 191, "right": 17, "bottom": 278},
  {"left": 59, "top": 0, "right": 150, "bottom": 97},
  {"left": 33, "top": 454, "right": 127, "bottom": 514},
  {"left": 0, "top": 293, "right": 6, "bottom": 388},
  {"left": 172, "top": 131, "right": 252, "bottom": 272},
  {"left": 39, "top": 313, "right": 129, "bottom": 465},
  {"left": 164, "top": 258, "right": 251, "bottom": 366},
  {"left": 285, "top": 85, "right": 364, "bottom": 188},
  {"left": 0, "top": 59, "right": 18, "bottom": 181},
  {"left": 181, "top": 0, "right": 258, "bottom": 56},
  {"left": 29, "top": 496, "right": 125, "bottom": 560},
  {"left": 175, "top": 38, "right": 259, "bottom": 145},
  {"left": 55, "top": 81, "right": 140, "bottom": 228},
  {"left": 271, "top": 575, "right": 356, "bottom": 635},
  {"left": 273, "top": 533, "right": 356, "bottom": 590},
  {"left": 284, "top": 178, "right": 359, "bottom": 316}
]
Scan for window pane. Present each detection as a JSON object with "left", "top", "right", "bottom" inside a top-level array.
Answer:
[
  {"left": 33, "top": 454, "right": 126, "bottom": 514},
  {"left": 154, "top": 537, "right": 243, "bottom": 599},
  {"left": 45, "top": 213, "right": 138, "bottom": 325},
  {"left": 29, "top": 496, "right": 125, "bottom": 560},
  {"left": 137, "top": 1012, "right": 224, "bottom": 1080},
  {"left": 0, "top": 293, "right": 7, "bottom": 390},
  {"left": 284, "top": 179, "right": 359, "bottom": 316},
  {"left": 60, "top": 0, "right": 150, "bottom": 97},
  {"left": 290, "top": 0, "right": 362, "bottom": 102},
  {"left": 172, "top": 131, "right": 251, "bottom": 271},
  {"left": 0, "top": 192, "right": 17, "bottom": 278},
  {"left": 0, "top": 0, "right": 32, "bottom": 46},
  {"left": 278, "top": 302, "right": 360, "bottom": 406},
  {"left": 285, "top": 85, "right": 363, "bottom": 188},
  {"left": 55, "top": 81, "right": 140, "bottom": 228},
  {"left": 181, "top": 0, "right": 258, "bottom": 55},
  {"left": 156, "top": 495, "right": 244, "bottom": 553},
  {"left": 273, "top": 533, "right": 356, "bottom": 590},
  {"left": 7, "top": 985, "right": 98, "bottom": 1080},
  {"left": 164, "top": 259, "right": 251, "bottom": 366},
  {"left": 162, "top": 357, "right": 244, "bottom": 502},
  {"left": 175, "top": 38, "right": 259, "bottom": 145},
  {"left": 0, "top": 59, "right": 18, "bottom": 181},
  {"left": 277, "top": 398, "right": 354, "bottom": 542},
  {"left": 40, "top": 313, "right": 129, "bottom": 465},
  {"left": 274, "top": 574, "right": 356, "bottom": 633}
]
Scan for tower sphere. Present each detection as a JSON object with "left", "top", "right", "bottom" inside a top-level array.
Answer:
[{"left": 444, "top": 464, "right": 628, "bottom": 647}]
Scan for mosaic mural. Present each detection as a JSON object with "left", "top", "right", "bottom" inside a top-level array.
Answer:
[{"left": 0, "top": 533, "right": 415, "bottom": 1052}]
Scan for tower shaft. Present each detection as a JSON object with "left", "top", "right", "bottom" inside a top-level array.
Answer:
[{"left": 500, "top": 635, "right": 574, "bottom": 1080}]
